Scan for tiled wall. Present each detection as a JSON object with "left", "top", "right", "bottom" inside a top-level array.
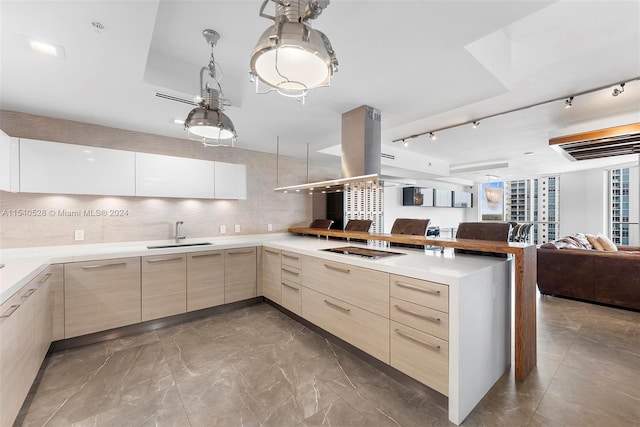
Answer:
[{"left": 0, "top": 111, "right": 339, "bottom": 248}]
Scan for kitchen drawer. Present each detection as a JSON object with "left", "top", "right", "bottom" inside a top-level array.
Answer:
[
  {"left": 142, "top": 254, "right": 186, "bottom": 321},
  {"left": 390, "top": 321, "right": 448, "bottom": 396},
  {"left": 302, "top": 256, "right": 389, "bottom": 317},
  {"left": 390, "top": 274, "right": 449, "bottom": 313},
  {"left": 390, "top": 297, "right": 448, "bottom": 341},
  {"left": 281, "top": 265, "right": 301, "bottom": 285},
  {"left": 281, "top": 251, "right": 302, "bottom": 269},
  {"left": 302, "top": 287, "right": 389, "bottom": 363},
  {"left": 281, "top": 279, "right": 301, "bottom": 316}
]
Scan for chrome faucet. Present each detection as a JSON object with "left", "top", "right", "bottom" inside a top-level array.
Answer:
[{"left": 175, "top": 221, "right": 186, "bottom": 242}]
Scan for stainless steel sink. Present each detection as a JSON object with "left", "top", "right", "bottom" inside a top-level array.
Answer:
[{"left": 147, "top": 242, "right": 213, "bottom": 249}]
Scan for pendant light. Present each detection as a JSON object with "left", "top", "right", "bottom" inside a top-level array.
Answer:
[
  {"left": 249, "top": 0, "right": 338, "bottom": 104},
  {"left": 184, "top": 29, "right": 237, "bottom": 147}
]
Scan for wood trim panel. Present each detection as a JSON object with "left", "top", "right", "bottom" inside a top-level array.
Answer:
[{"left": 548, "top": 122, "right": 640, "bottom": 145}]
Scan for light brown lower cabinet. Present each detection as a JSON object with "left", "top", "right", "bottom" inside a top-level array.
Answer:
[
  {"left": 187, "top": 250, "right": 224, "bottom": 311},
  {"left": 281, "top": 280, "right": 302, "bottom": 315},
  {"left": 390, "top": 321, "right": 449, "bottom": 395},
  {"left": 142, "top": 254, "right": 186, "bottom": 321},
  {"left": 225, "top": 247, "right": 257, "bottom": 303},
  {"left": 48, "top": 264, "right": 65, "bottom": 341},
  {"left": 301, "top": 287, "right": 390, "bottom": 363},
  {"left": 64, "top": 257, "right": 141, "bottom": 338},
  {"left": 0, "top": 267, "right": 52, "bottom": 427},
  {"left": 262, "top": 248, "right": 281, "bottom": 303}
]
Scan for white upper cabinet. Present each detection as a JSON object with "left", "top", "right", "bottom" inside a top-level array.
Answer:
[
  {"left": 19, "top": 139, "right": 135, "bottom": 196},
  {"left": 0, "top": 130, "right": 19, "bottom": 192},
  {"left": 214, "top": 161, "right": 246, "bottom": 200},
  {"left": 135, "top": 152, "right": 216, "bottom": 199}
]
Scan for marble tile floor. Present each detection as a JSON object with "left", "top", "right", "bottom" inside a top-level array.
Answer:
[{"left": 15, "top": 294, "right": 640, "bottom": 427}]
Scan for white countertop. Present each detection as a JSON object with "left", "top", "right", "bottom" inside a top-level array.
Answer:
[{"left": 0, "top": 233, "right": 509, "bottom": 306}]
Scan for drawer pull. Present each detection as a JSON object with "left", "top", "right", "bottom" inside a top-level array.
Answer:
[
  {"left": 83, "top": 262, "right": 127, "bottom": 270},
  {"left": 282, "top": 268, "right": 300, "bottom": 276},
  {"left": 395, "top": 281, "right": 440, "bottom": 295},
  {"left": 22, "top": 288, "right": 36, "bottom": 298},
  {"left": 324, "top": 264, "right": 350, "bottom": 274},
  {"left": 324, "top": 299, "right": 350, "bottom": 313},
  {"left": 394, "top": 329, "right": 441, "bottom": 351},
  {"left": 147, "top": 256, "right": 183, "bottom": 263},
  {"left": 265, "top": 249, "right": 280, "bottom": 255},
  {"left": 191, "top": 253, "right": 222, "bottom": 258},
  {"left": 282, "top": 283, "right": 300, "bottom": 291},
  {"left": 38, "top": 273, "right": 53, "bottom": 285},
  {"left": 282, "top": 254, "right": 300, "bottom": 260},
  {"left": 394, "top": 305, "right": 441, "bottom": 323},
  {"left": 228, "top": 250, "right": 254, "bottom": 255},
  {"left": 0, "top": 305, "right": 20, "bottom": 318}
]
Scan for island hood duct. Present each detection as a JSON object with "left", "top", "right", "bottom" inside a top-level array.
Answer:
[{"left": 274, "top": 105, "right": 383, "bottom": 193}]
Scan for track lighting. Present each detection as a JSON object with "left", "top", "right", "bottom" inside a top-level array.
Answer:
[
  {"left": 429, "top": 132, "right": 436, "bottom": 140},
  {"left": 472, "top": 121, "right": 480, "bottom": 128},
  {"left": 612, "top": 82, "right": 625, "bottom": 97},
  {"left": 403, "top": 139, "right": 408, "bottom": 147},
  {"left": 564, "top": 96, "right": 573, "bottom": 108}
]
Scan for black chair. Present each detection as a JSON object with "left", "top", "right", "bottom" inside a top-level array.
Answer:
[{"left": 455, "top": 222, "right": 511, "bottom": 257}]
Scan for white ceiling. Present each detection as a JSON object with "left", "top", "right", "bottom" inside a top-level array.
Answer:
[{"left": 1, "top": 0, "right": 639, "bottom": 183}]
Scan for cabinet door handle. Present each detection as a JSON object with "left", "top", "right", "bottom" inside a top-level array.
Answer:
[
  {"left": 282, "top": 254, "right": 299, "bottom": 260},
  {"left": 265, "top": 249, "right": 280, "bottom": 255},
  {"left": 395, "top": 281, "right": 440, "bottom": 295},
  {"left": 38, "top": 273, "right": 52, "bottom": 285},
  {"left": 22, "top": 288, "right": 36, "bottom": 298},
  {"left": 394, "top": 329, "right": 441, "bottom": 351},
  {"left": 282, "top": 268, "right": 300, "bottom": 276},
  {"left": 228, "top": 250, "right": 254, "bottom": 255},
  {"left": 324, "top": 299, "right": 350, "bottom": 313},
  {"left": 83, "top": 262, "right": 127, "bottom": 270},
  {"left": 282, "top": 283, "right": 300, "bottom": 291},
  {"left": 324, "top": 264, "right": 350, "bottom": 274},
  {"left": 394, "top": 305, "right": 441, "bottom": 323},
  {"left": 191, "top": 253, "right": 222, "bottom": 258},
  {"left": 0, "top": 305, "right": 20, "bottom": 318},
  {"left": 147, "top": 256, "right": 183, "bottom": 263}
]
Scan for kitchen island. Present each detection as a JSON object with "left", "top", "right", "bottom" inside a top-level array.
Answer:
[{"left": 2, "top": 233, "right": 514, "bottom": 425}]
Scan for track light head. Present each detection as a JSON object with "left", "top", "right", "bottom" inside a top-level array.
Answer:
[
  {"left": 612, "top": 82, "right": 625, "bottom": 97},
  {"left": 564, "top": 96, "right": 573, "bottom": 108},
  {"left": 429, "top": 132, "right": 436, "bottom": 140},
  {"left": 472, "top": 121, "right": 480, "bottom": 128},
  {"left": 403, "top": 139, "right": 408, "bottom": 147}
]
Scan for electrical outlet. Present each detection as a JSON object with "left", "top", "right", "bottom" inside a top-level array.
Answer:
[
  {"left": 220, "top": 225, "right": 226, "bottom": 234},
  {"left": 267, "top": 223, "right": 273, "bottom": 231},
  {"left": 234, "top": 224, "right": 240, "bottom": 233},
  {"left": 74, "top": 229, "right": 84, "bottom": 241}
]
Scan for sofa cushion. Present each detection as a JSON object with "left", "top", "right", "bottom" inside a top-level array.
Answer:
[
  {"left": 586, "top": 233, "right": 604, "bottom": 251},
  {"left": 597, "top": 234, "right": 618, "bottom": 252}
]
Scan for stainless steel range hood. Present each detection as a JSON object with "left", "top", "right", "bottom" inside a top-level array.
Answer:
[{"left": 275, "top": 105, "right": 386, "bottom": 193}]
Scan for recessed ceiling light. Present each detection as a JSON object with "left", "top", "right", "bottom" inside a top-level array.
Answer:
[{"left": 29, "top": 39, "right": 65, "bottom": 59}]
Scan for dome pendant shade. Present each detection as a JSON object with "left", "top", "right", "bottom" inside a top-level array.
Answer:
[
  {"left": 250, "top": 0, "right": 338, "bottom": 101},
  {"left": 185, "top": 107, "right": 236, "bottom": 142}
]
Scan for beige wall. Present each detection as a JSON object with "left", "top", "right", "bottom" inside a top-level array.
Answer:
[{"left": 0, "top": 111, "right": 339, "bottom": 248}]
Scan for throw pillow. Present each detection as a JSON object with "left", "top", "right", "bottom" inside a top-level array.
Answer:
[
  {"left": 597, "top": 234, "right": 618, "bottom": 252},
  {"left": 586, "top": 234, "right": 604, "bottom": 251}
]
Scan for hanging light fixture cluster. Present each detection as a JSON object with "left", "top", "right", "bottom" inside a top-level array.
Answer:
[
  {"left": 249, "top": 0, "right": 338, "bottom": 104},
  {"left": 184, "top": 29, "right": 237, "bottom": 147}
]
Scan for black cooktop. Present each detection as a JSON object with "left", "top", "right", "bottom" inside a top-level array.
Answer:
[{"left": 322, "top": 246, "right": 406, "bottom": 259}]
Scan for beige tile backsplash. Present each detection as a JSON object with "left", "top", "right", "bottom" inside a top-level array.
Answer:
[{"left": 0, "top": 111, "right": 340, "bottom": 248}]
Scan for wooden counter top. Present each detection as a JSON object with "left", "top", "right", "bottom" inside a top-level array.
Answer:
[{"left": 289, "top": 227, "right": 537, "bottom": 381}]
